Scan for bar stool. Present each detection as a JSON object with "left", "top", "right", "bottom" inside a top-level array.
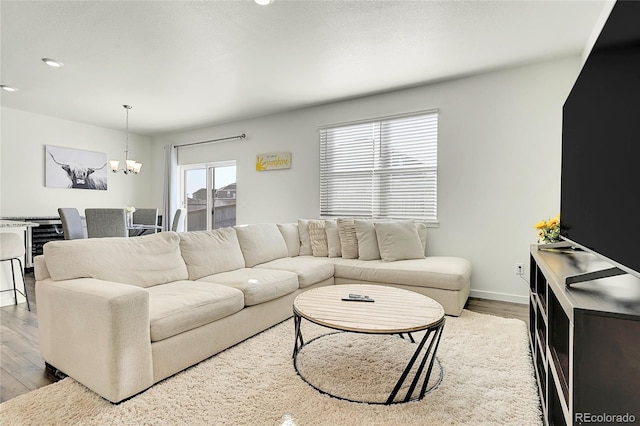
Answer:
[{"left": 0, "top": 233, "right": 30, "bottom": 311}]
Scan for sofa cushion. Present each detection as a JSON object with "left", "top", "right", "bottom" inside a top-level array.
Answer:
[
  {"left": 374, "top": 220, "right": 426, "bottom": 262},
  {"left": 330, "top": 257, "right": 471, "bottom": 291},
  {"left": 354, "top": 220, "right": 381, "bottom": 261},
  {"left": 308, "top": 220, "right": 328, "bottom": 257},
  {"left": 43, "top": 232, "right": 188, "bottom": 288},
  {"left": 197, "top": 268, "right": 299, "bottom": 306},
  {"left": 255, "top": 256, "right": 334, "bottom": 289},
  {"left": 297, "top": 219, "right": 313, "bottom": 256},
  {"left": 277, "top": 223, "right": 300, "bottom": 257},
  {"left": 337, "top": 218, "right": 358, "bottom": 259},
  {"left": 235, "top": 224, "right": 289, "bottom": 267},
  {"left": 325, "top": 220, "right": 342, "bottom": 258},
  {"left": 179, "top": 228, "right": 245, "bottom": 280},
  {"left": 147, "top": 281, "right": 244, "bottom": 342}
]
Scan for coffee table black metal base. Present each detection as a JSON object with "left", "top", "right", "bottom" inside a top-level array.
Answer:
[{"left": 293, "top": 313, "right": 446, "bottom": 405}]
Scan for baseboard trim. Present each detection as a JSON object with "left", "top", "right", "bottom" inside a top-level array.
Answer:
[{"left": 469, "top": 290, "right": 528, "bottom": 305}]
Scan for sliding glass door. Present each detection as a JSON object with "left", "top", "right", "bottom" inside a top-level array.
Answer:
[{"left": 181, "top": 162, "right": 236, "bottom": 231}]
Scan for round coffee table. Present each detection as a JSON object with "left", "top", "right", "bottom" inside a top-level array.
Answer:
[{"left": 292, "top": 284, "right": 445, "bottom": 404}]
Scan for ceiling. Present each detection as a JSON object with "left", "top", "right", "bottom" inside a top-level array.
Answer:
[{"left": 1, "top": 0, "right": 606, "bottom": 136}]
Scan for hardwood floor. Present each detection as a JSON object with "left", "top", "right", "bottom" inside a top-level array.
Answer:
[
  {"left": 0, "top": 272, "right": 528, "bottom": 403},
  {"left": 465, "top": 296, "right": 529, "bottom": 323},
  {"left": 0, "top": 272, "right": 54, "bottom": 403}
]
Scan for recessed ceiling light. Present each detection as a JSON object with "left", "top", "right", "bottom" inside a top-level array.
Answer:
[
  {"left": 0, "top": 85, "right": 19, "bottom": 92},
  {"left": 254, "top": 0, "right": 273, "bottom": 5},
  {"left": 42, "top": 58, "right": 64, "bottom": 68}
]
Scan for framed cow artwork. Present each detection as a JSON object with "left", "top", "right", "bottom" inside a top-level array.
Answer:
[{"left": 45, "top": 145, "right": 108, "bottom": 190}]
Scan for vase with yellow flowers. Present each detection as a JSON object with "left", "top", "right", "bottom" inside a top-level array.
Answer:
[{"left": 534, "top": 214, "right": 561, "bottom": 244}]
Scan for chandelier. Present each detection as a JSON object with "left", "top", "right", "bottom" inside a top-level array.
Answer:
[{"left": 110, "top": 105, "right": 142, "bottom": 174}]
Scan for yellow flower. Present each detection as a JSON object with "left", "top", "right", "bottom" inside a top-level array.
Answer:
[
  {"left": 535, "top": 214, "right": 561, "bottom": 243},
  {"left": 534, "top": 220, "right": 547, "bottom": 230}
]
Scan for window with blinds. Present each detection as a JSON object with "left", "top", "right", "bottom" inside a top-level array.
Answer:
[{"left": 319, "top": 111, "right": 438, "bottom": 221}]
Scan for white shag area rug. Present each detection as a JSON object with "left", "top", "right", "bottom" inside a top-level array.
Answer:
[
  {"left": 1, "top": 310, "right": 542, "bottom": 425},
  {"left": 294, "top": 330, "right": 444, "bottom": 404}
]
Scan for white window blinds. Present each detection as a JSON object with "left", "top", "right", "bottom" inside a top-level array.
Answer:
[{"left": 319, "top": 111, "right": 438, "bottom": 221}]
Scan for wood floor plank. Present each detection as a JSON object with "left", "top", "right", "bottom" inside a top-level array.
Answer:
[
  {"left": 3, "top": 330, "right": 45, "bottom": 368},
  {"left": 1, "top": 311, "right": 40, "bottom": 344},
  {"left": 466, "top": 297, "right": 528, "bottom": 323},
  {"left": 0, "top": 272, "right": 55, "bottom": 403},
  {"left": 0, "top": 323, "right": 22, "bottom": 344},
  {"left": 8, "top": 364, "right": 51, "bottom": 393},
  {"left": 0, "top": 367, "right": 31, "bottom": 403},
  {"left": 1, "top": 343, "right": 35, "bottom": 371}
]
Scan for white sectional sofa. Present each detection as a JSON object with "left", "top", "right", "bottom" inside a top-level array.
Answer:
[{"left": 35, "top": 220, "right": 471, "bottom": 403}]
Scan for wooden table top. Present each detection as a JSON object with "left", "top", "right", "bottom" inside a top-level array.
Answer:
[{"left": 293, "top": 284, "right": 445, "bottom": 334}]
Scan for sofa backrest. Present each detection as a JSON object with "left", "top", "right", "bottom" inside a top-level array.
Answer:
[
  {"left": 276, "top": 223, "right": 300, "bottom": 257},
  {"left": 179, "top": 227, "right": 246, "bottom": 280},
  {"left": 234, "top": 223, "right": 289, "bottom": 267},
  {"left": 43, "top": 231, "right": 188, "bottom": 287}
]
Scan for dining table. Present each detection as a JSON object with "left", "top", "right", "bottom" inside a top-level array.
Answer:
[{"left": 127, "top": 224, "right": 162, "bottom": 237}]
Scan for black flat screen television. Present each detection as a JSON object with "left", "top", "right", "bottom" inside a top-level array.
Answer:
[{"left": 560, "top": 0, "right": 640, "bottom": 280}]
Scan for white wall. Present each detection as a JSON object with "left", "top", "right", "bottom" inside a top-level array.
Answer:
[
  {"left": 152, "top": 57, "right": 583, "bottom": 304},
  {"left": 0, "top": 108, "right": 156, "bottom": 218}
]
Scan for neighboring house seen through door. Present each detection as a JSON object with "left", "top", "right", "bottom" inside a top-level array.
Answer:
[{"left": 180, "top": 162, "right": 236, "bottom": 231}]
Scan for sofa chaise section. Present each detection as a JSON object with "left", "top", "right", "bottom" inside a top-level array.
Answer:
[
  {"left": 330, "top": 257, "right": 471, "bottom": 316},
  {"left": 287, "top": 219, "right": 471, "bottom": 316}
]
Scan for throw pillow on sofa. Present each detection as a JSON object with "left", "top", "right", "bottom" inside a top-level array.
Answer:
[
  {"left": 374, "top": 220, "right": 426, "bottom": 262},
  {"left": 337, "top": 218, "right": 358, "bottom": 259},
  {"left": 297, "top": 219, "right": 313, "bottom": 256},
  {"left": 325, "top": 220, "right": 342, "bottom": 258},
  {"left": 308, "top": 220, "right": 328, "bottom": 257},
  {"left": 416, "top": 222, "right": 427, "bottom": 254},
  {"left": 354, "top": 219, "right": 382, "bottom": 261}
]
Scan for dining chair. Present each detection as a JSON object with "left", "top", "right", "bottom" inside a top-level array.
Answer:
[
  {"left": 132, "top": 208, "right": 159, "bottom": 236},
  {"left": 85, "top": 208, "right": 128, "bottom": 238},
  {"left": 58, "top": 208, "right": 87, "bottom": 240},
  {"left": 0, "top": 233, "right": 30, "bottom": 311},
  {"left": 171, "top": 209, "right": 186, "bottom": 232}
]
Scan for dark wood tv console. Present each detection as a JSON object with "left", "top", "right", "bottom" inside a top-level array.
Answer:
[{"left": 529, "top": 245, "right": 640, "bottom": 425}]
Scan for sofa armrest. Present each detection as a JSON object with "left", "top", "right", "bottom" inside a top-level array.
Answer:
[
  {"left": 36, "top": 277, "right": 153, "bottom": 403},
  {"left": 34, "top": 255, "right": 50, "bottom": 281}
]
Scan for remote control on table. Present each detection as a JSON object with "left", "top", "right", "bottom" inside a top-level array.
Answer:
[{"left": 341, "top": 294, "right": 375, "bottom": 302}]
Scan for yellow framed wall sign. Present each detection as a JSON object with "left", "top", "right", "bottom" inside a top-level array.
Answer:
[{"left": 256, "top": 152, "right": 292, "bottom": 171}]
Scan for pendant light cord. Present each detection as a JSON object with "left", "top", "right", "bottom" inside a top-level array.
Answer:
[{"left": 124, "top": 105, "right": 132, "bottom": 161}]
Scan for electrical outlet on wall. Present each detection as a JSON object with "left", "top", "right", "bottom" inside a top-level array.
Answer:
[{"left": 515, "top": 263, "right": 525, "bottom": 276}]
